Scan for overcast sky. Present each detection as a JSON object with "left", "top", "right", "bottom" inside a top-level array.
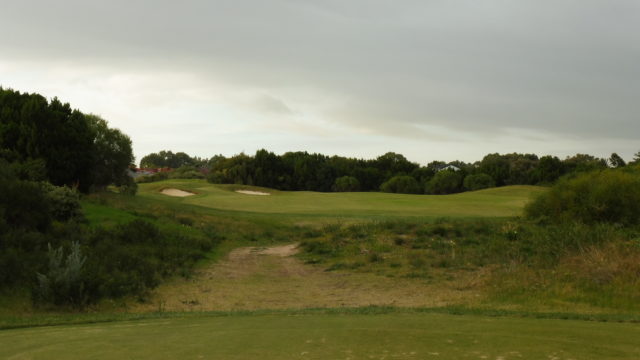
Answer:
[{"left": 1, "top": 1, "right": 638, "bottom": 165}]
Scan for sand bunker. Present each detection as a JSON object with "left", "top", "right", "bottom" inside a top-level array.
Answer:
[
  {"left": 161, "top": 188, "right": 195, "bottom": 197},
  {"left": 235, "top": 190, "right": 270, "bottom": 196}
]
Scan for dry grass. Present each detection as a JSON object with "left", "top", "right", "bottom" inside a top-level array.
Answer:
[{"left": 129, "top": 243, "right": 485, "bottom": 312}]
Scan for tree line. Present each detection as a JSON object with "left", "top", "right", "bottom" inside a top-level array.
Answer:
[
  {"left": 0, "top": 87, "right": 135, "bottom": 193},
  {"left": 140, "top": 149, "right": 639, "bottom": 194}
]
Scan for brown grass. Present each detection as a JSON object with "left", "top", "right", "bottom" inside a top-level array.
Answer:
[{"left": 129, "top": 243, "right": 486, "bottom": 312}]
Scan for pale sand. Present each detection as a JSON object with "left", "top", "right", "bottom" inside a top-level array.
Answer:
[
  {"left": 161, "top": 188, "right": 195, "bottom": 197},
  {"left": 235, "top": 190, "right": 270, "bottom": 196}
]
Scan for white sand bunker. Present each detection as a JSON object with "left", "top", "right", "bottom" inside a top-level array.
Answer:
[
  {"left": 161, "top": 188, "right": 195, "bottom": 197},
  {"left": 235, "top": 190, "right": 270, "bottom": 196}
]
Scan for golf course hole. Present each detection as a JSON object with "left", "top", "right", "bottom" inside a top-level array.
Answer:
[{"left": 161, "top": 188, "right": 195, "bottom": 197}]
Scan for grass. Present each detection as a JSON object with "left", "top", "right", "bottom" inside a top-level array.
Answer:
[
  {"left": 6, "top": 181, "right": 640, "bottom": 358},
  {"left": 1, "top": 310, "right": 639, "bottom": 359},
  {"left": 137, "top": 180, "right": 545, "bottom": 222}
]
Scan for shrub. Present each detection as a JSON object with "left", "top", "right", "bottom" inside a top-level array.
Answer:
[
  {"left": 525, "top": 169, "right": 640, "bottom": 225},
  {"left": 35, "top": 242, "right": 88, "bottom": 307},
  {"left": 169, "top": 165, "right": 205, "bottom": 179},
  {"left": 333, "top": 176, "right": 360, "bottom": 192},
  {"left": 40, "top": 183, "right": 84, "bottom": 221},
  {"left": 463, "top": 173, "right": 495, "bottom": 191},
  {"left": 380, "top": 175, "right": 421, "bottom": 194},
  {"left": 425, "top": 170, "right": 463, "bottom": 194}
]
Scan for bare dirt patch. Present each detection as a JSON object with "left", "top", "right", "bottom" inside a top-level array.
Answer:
[
  {"left": 235, "top": 190, "right": 270, "bottom": 196},
  {"left": 160, "top": 188, "right": 195, "bottom": 197},
  {"left": 132, "top": 243, "right": 482, "bottom": 312}
]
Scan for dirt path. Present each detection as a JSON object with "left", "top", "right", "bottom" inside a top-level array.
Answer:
[{"left": 132, "top": 243, "right": 481, "bottom": 312}]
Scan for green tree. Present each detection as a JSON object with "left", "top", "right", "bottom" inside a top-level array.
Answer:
[
  {"left": 608, "top": 152, "right": 626, "bottom": 168},
  {"left": 463, "top": 173, "right": 495, "bottom": 191},
  {"left": 380, "top": 175, "right": 422, "bottom": 194},
  {"left": 333, "top": 176, "right": 360, "bottom": 192},
  {"left": 85, "top": 115, "right": 134, "bottom": 189},
  {"left": 425, "top": 170, "right": 463, "bottom": 194}
]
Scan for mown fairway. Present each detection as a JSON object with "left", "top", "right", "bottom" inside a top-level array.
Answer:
[
  {"left": 138, "top": 180, "right": 545, "bottom": 220},
  {"left": 2, "top": 312, "right": 639, "bottom": 359}
]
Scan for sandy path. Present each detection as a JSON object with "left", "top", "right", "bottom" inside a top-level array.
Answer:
[
  {"left": 161, "top": 188, "right": 195, "bottom": 197},
  {"left": 132, "top": 243, "right": 481, "bottom": 312}
]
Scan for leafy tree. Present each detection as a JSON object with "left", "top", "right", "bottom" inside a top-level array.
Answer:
[
  {"left": 333, "top": 176, "right": 360, "bottom": 192},
  {"left": 478, "top": 154, "right": 510, "bottom": 186},
  {"left": 85, "top": 114, "right": 134, "bottom": 189},
  {"left": 608, "top": 152, "right": 626, "bottom": 168},
  {"left": 532, "top": 155, "right": 564, "bottom": 184},
  {"left": 380, "top": 175, "right": 422, "bottom": 194},
  {"left": 563, "top": 154, "right": 607, "bottom": 174},
  {"left": 425, "top": 170, "right": 463, "bottom": 194},
  {"left": 463, "top": 173, "right": 495, "bottom": 191}
]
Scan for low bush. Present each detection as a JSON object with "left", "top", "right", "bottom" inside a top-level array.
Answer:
[
  {"left": 380, "top": 176, "right": 421, "bottom": 194},
  {"left": 525, "top": 169, "right": 640, "bottom": 225}
]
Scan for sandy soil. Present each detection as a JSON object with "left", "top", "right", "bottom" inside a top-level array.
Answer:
[
  {"left": 160, "top": 188, "right": 195, "bottom": 197},
  {"left": 235, "top": 190, "right": 270, "bottom": 196},
  {"left": 132, "top": 243, "right": 482, "bottom": 312}
]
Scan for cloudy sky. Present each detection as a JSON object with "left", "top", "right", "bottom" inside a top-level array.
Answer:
[{"left": 1, "top": 1, "right": 638, "bottom": 165}]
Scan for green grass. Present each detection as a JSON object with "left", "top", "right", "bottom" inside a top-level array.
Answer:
[
  {"left": 1, "top": 310, "right": 639, "bottom": 359},
  {"left": 137, "top": 180, "right": 546, "bottom": 221}
]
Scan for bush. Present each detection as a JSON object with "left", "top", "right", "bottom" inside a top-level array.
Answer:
[
  {"left": 40, "top": 183, "right": 84, "bottom": 221},
  {"left": 380, "top": 175, "right": 421, "bottom": 194},
  {"left": 425, "top": 170, "right": 463, "bottom": 194},
  {"left": 525, "top": 169, "right": 640, "bottom": 225},
  {"left": 169, "top": 166, "right": 205, "bottom": 179},
  {"left": 333, "top": 176, "right": 360, "bottom": 192},
  {"left": 463, "top": 173, "right": 495, "bottom": 191},
  {"left": 35, "top": 242, "right": 88, "bottom": 307}
]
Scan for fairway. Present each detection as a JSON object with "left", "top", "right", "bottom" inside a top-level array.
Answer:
[
  {"left": 1, "top": 312, "right": 639, "bottom": 359},
  {"left": 138, "top": 180, "right": 545, "bottom": 219}
]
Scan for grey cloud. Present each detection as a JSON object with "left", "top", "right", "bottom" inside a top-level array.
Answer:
[{"left": 1, "top": 0, "right": 639, "bottom": 143}]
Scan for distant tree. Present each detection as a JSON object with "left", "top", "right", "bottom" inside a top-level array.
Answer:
[
  {"left": 478, "top": 154, "right": 510, "bottom": 186},
  {"left": 375, "top": 152, "right": 419, "bottom": 180},
  {"left": 532, "top": 155, "right": 564, "bottom": 184},
  {"left": 425, "top": 170, "right": 463, "bottom": 194},
  {"left": 463, "top": 173, "right": 495, "bottom": 191},
  {"left": 333, "top": 176, "right": 360, "bottom": 192},
  {"left": 630, "top": 151, "right": 640, "bottom": 166},
  {"left": 608, "top": 153, "right": 626, "bottom": 168},
  {"left": 563, "top": 153, "right": 607, "bottom": 173},
  {"left": 380, "top": 175, "right": 421, "bottom": 194}
]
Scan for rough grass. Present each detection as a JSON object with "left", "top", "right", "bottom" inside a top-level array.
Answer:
[{"left": 1, "top": 311, "right": 639, "bottom": 359}]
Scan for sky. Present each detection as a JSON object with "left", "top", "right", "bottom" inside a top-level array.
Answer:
[{"left": 1, "top": 0, "right": 638, "bottom": 165}]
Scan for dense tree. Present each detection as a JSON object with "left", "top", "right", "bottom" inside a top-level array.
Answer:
[
  {"left": 0, "top": 88, "right": 131, "bottom": 192},
  {"left": 333, "top": 176, "right": 360, "bottom": 192},
  {"left": 563, "top": 154, "right": 607, "bottom": 174},
  {"left": 532, "top": 155, "right": 564, "bottom": 184},
  {"left": 380, "top": 175, "right": 422, "bottom": 194},
  {"left": 478, "top": 154, "right": 511, "bottom": 186},
  {"left": 463, "top": 173, "right": 495, "bottom": 191},
  {"left": 86, "top": 115, "right": 134, "bottom": 189},
  {"left": 425, "top": 170, "right": 463, "bottom": 194}
]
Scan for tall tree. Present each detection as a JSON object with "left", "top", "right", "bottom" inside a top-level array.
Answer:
[{"left": 85, "top": 114, "right": 134, "bottom": 189}]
